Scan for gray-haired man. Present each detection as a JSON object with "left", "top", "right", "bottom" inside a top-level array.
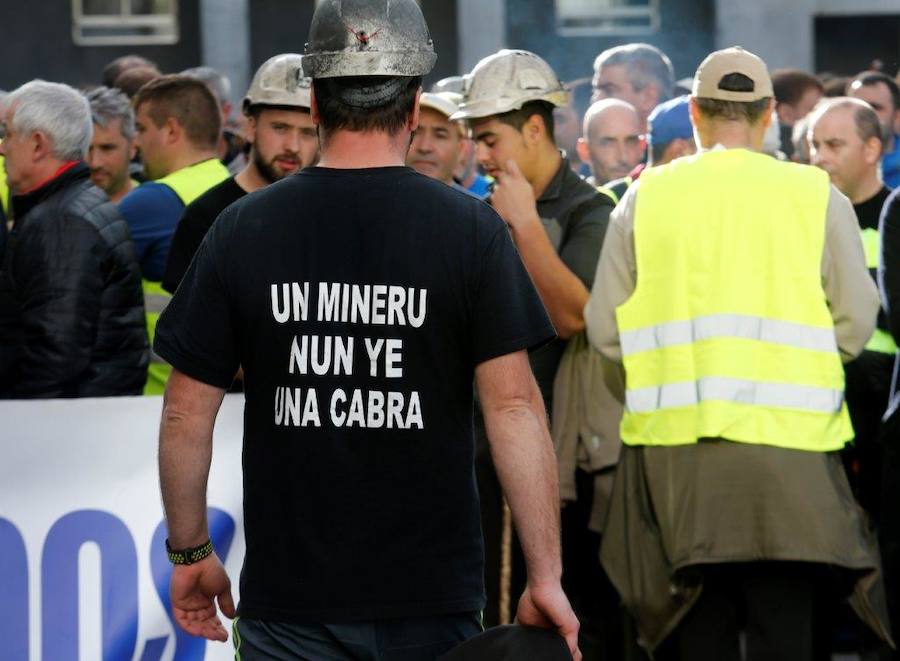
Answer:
[
  {"left": 592, "top": 43, "right": 675, "bottom": 130},
  {"left": 86, "top": 86, "right": 137, "bottom": 203},
  {"left": 0, "top": 80, "right": 147, "bottom": 397}
]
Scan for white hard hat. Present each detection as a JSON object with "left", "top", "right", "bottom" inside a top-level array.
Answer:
[
  {"left": 243, "top": 54, "right": 311, "bottom": 114},
  {"left": 451, "top": 49, "right": 568, "bottom": 121},
  {"left": 419, "top": 92, "right": 463, "bottom": 119}
]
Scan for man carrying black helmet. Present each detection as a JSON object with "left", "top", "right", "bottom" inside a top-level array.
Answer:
[{"left": 152, "top": 1, "right": 580, "bottom": 659}]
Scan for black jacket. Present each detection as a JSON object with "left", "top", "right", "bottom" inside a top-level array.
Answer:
[{"left": 0, "top": 163, "right": 148, "bottom": 397}]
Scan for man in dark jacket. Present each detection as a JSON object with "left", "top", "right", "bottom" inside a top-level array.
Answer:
[{"left": 0, "top": 80, "right": 148, "bottom": 397}]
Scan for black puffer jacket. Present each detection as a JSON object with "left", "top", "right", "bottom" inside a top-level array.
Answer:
[{"left": 0, "top": 163, "right": 148, "bottom": 397}]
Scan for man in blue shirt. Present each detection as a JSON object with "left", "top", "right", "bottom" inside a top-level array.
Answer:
[
  {"left": 118, "top": 76, "right": 229, "bottom": 281},
  {"left": 849, "top": 72, "right": 900, "bottom": 189}
]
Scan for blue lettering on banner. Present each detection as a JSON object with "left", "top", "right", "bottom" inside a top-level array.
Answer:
[
  {"left": 0, "top": 518, "right": 29, "bottom": 661},
  {"left": 42, "top": 510, "right": 139, "bottom": 661},
  {"left": 0, "top": 507, "right": 237, "bottom": 660}
]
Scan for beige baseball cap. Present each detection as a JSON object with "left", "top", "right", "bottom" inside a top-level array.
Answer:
[
  {"left": 692, "top": 46, "right": 773, "bottom": 102},
  {"left": 419, "top": 92, "right": 463, "bottom": 119}
]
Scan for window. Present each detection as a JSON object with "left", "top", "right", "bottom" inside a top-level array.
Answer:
[
  {"left": 72, "top": 0, "right": 178, "bottom": 46},
  {"left": 555, "top": 0, "right": 660, "bottom": 37}
]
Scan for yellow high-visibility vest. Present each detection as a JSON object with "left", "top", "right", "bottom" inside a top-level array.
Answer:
[
  {"left": 0, "top": 156, "right": 9, "bottom": 220},
  {"left": 143, "top": 158, "right": 230, "bottom": 395},
  {"left": 615, "top": 148, "right": 853, "bottom": 452},
  {"left": 859, "top": 227, "right": 898, "bottom": 355}
]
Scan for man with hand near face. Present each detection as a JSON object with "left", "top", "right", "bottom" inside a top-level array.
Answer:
[
  {"left": 162, "top": 53, "right": 318, "bottom": 294},
  {"left": 453, "top": 48, "right": 614, "bottom": 646},
  {"left": 86, "top": 86, "right": 137, "bottom": 203}
]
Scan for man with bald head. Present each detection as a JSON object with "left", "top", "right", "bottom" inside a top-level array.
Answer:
[
  {"left": 810, "top": 96, "right": 893, "bottom": 520},
  {"left": 577, "top": 98, "right": 644, "bottom": 186}
]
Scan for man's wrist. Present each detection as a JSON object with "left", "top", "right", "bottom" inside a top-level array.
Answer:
[{"left": 166, "top": 538, "right": 214, "bottom": 565}]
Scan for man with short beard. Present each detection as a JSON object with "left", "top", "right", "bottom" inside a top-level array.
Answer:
[
  {"left": 162, "top": 54, "right": 317, "bottom": 294},
  {"left": 86, "top": 86, "right": 138, "bottom": 203}
]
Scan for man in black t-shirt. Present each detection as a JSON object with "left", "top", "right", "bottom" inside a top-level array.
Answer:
[
  {"left": 810, "top": 97, "right": 893, "bottom": 519},
  {"left": 154, "top": 2, "right": 581, "bottom": 660},
  {"left": 162, "top": 54, "right": 319, "bottom": 294}
]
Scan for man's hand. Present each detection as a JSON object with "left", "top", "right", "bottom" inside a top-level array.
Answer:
[
  {"left": 491, "top": 159, "right": 542, "bottom": 231},
  {"left": 170, "top": 553, "right": 235, "bottom": 642},
  {"left": 516, "top": 582, "right": 582, "bottom": 661}
]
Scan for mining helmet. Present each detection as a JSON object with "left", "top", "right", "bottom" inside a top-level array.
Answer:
[
  {"left": 451, "top": 49, "right": 568, "bottom": 121},
  {"left": 242, "top": 54, "right": 311, "bottom": 113},
  {"left": 302, "top": 0, "right": 436, "bottom": 79}
]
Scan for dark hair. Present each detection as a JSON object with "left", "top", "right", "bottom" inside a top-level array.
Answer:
[
  {"left": 114, "top": 66, "right": 161, "bottom": 99},
  {"left": 494, "top": 101, "right": 556, "bottom": 142},
  {"left": 102, "top": 54, "right": 157, "bottom": 88},
  {"left": 821, "top": 75, "right": 850, "bottom": 98},
  {"left": 132, "top": 75, "right": 221, "bottom": 149},
  {"left": 695, "top": 73, "right": 771, "bottom": 124},
  {"left": 650, "top": 140, "right": 669, "bottom": 164},
  {"left": 771, "top": 69, "right": 823, "bottom": 106},
  {"left": 851, "top": 72, "right": 900, "bottom": 113},
  {"left": 313, "top": 76, "right": 421, "bottom": 138},
  {"left": 816, "top": 97, "right": 884, "bottom": 155}
]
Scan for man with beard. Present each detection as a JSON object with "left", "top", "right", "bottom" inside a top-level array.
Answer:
[
  {"left": 162, "top": 54, "right": 317, "bottom": 294},
  {"left": 86, "top": 86, "right": 138, "bottom": 203}
]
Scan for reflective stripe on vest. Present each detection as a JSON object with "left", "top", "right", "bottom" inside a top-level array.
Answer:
[
  {"left": 860, "top": 227, "right": 898, "bottom": 354},
  {"left": 626, "top": 378, "right": 844, "bottom": 415},
  {"left": 596, "top": 185, "right": 619, "bottom": 205},
  {"left": 142, "top": 158, "right": 229, "bottom": 395},
  {"left": 621, "top": 313, "right": 839, "bottom": 356},
  {"left": 143, "top": 278, "right": 171, "bottom": 395},
  {"left": 615, "top": 149, "right": 852, "bottom": 451}
]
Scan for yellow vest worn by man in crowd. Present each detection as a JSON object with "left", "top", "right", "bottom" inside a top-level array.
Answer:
[
  {"left": 585, "top": 47, "right": 892, "bottom": 657},
  {"left": 117, "top": 76, "right": 230, "bottom": 394}
]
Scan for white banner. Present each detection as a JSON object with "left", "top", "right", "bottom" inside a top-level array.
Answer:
[{"left": 0, "top": 394, "right": 246, "bottom": 661}]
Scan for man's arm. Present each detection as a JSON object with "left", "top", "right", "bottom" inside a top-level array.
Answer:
[
  {"left": 476, "top": 350, "right": 581, "bottom": 661},
  {"left": 492, "top": 160, "right": 594, "bottom": 339},
  {"left": 159, "top": 368, "right": 235, "bottom": 642},
  {"left": 879, "top": 189, "right": 900, "bottom": 342},
  {"left": 821, "top": 186, "right": 879, "bottom": 362}
]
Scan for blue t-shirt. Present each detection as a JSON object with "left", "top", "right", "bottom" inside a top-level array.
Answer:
[
  {"left": 466, "top": 174, "right": 492, "bottom": 199},
  {"left": 117, "top": 183, "right": 185, "bottom": 281},
  {"left": 883, "top": 135, "right": 900, "bottom": 190}
]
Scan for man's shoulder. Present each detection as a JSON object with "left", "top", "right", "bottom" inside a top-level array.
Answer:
[{"left": 118, "top": 182, "right": 184, "bottom": 223}]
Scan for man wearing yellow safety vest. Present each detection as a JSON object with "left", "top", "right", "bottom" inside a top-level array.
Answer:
[
  {"left": 809, "top": 97, "right": 894, "bottom": 522},
  {"left": 586, "top": 47, "right": 893, "bottom": 659},
  {"left": 117, "top": 76, "right": 230, "bottom": 394}
]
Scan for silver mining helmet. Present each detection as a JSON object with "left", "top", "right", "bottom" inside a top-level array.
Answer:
[
  {"left": 302, "top": 0, "right": 436, "bottom": 80},
  {"left": 242, "top": 54, "right": 312, "bottom": 114}
]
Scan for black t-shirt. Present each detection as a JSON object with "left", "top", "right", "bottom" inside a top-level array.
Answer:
[
  {"left": 162, "top": 177, "right": 246, "bottom": 293},
  {"left": 854, "top": 186, "right": 891, "bottom": 232},
  {"left": 154, "top": 166, "right": 555, "bottom": 623}
]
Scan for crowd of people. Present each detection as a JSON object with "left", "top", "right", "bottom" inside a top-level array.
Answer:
[{"left": 1, "top": 1, "right": 900, "bottom": 658}]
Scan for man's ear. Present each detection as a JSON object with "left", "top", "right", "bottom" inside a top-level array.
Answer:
[
  {"left": 523, "top": 113, "right": 546, "bottom": 146},
  {"left": 408, "top": 86, "right": 423, "bottom": 133},
  {"left": 863, "top": 135, "right": 883, "bottom": 166},
  {"left": 310, "top": 84, "right": 321, "bottom": 126},
  {"left": 163, "top": 117, "right": 181, "bottom": 144},
  {"left": 31, "top": 131, "right": 52, "bottom": 163},
  {"left": 244, "top": 114, "right": 258, "bottom": 146},
  {"left": 575, "top": 136, "right": 590, "bottom": 165}
]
